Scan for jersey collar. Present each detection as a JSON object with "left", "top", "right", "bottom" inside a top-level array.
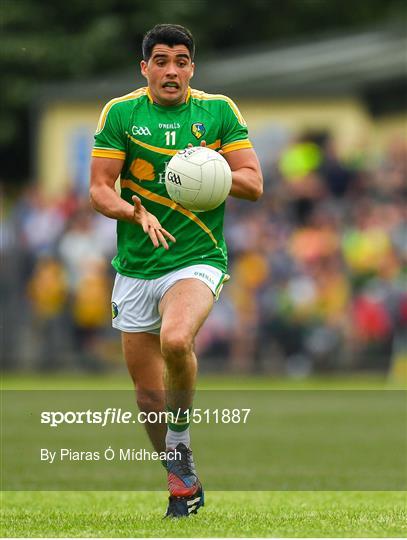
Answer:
[{"left": 146, "top": 86, "right": 191, "bottom": 105}]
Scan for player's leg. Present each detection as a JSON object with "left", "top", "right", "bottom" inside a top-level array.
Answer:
[
  {"left": 159, "top": 278, "right": 213, "bottom": 515},
  {"left": 159, "top": 277, "right": 214, "bottom": 417},
  {"left": 122, "top": 331, "right": 167, "bottom": 453}
]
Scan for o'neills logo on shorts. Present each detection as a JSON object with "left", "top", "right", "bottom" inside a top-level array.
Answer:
[
  {"left": 111, "top": 302, "right": 119, "bottom": 319},
  {"left": 194, "top": 271, "right": 215, "bottom": 285}
]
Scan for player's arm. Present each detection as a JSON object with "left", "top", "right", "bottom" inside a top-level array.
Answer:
[
  {"left": 223, "top": 148, "right": 263, "bottom": 201},
  {"left": 90, "top": 156, "right": 175, "bottom": 249},
  {"left": 90, "top": 157, "right": 132, "bottom": 220}
]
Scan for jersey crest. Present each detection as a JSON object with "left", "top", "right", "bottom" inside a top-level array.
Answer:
[{"left": 191, "top": 122, "right": 206, "bottom": 139}]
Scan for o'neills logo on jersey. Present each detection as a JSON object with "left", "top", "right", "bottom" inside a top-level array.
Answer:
[
  {"left": 132, "top": 125, "right": 151, "bottom": 136},
  {"left": 159, "top": 122, "right": 180, "bottom": 129},
  {"left": 167, "top": 171, "right": 182, "bottom": 185}
]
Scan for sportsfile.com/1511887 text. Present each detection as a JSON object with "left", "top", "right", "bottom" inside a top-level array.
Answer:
[{"left": 40, "top": 408, "right": 252, "bottom": 427}]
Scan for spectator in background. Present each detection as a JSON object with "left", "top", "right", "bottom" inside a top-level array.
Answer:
[
  {"left": 318, "top": 134, "right": 353, "bottom": 198},
  {"left": 58, "top": 207, "right": 105, "bottom": 288},
  {"left": 18, "top": 187, "right": 65, "bottom": 260},
  {"left": 58, "top": 207, "right": 112, "bottom": 368},
  {"left": 71, "top": 257, "right": 111, "bottom": 369},
  {"left": 278, "top": 134, "right": 326, "bottom": 224},
  {"left": 27, "top": 255, "right": 69, "bottom": 369}
]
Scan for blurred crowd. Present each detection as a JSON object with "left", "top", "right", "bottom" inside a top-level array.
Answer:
[{"left": 1, "top": 131, "right": 406, "bottom": 374}]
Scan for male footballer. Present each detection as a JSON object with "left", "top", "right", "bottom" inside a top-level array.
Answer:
[{"left": 90, "top": 23, "right": 263, "bottom": 517}]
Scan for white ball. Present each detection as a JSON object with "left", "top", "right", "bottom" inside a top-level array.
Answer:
[{"left": 165, "top": 147, "right": 232, "bottom": 212}]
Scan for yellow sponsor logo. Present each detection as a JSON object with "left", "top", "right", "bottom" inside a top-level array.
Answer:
[{"left": 130, "top": 158, "right": 155, "bottom": 181}]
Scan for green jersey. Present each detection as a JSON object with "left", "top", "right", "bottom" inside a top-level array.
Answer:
[{"left": 92, "top": 86, "right": 252, "bottom": 279}]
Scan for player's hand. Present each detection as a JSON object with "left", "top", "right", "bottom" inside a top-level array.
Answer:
[
  {"left": 132, "top": 195, "right": 176, "bottom": 250},
  {"left": 187, "top": 140, "right": 223, "bottom": 154}
]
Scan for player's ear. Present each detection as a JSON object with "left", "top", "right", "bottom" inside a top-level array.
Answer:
[{"left": 140, "top": 60, "right": 148, "bottom": 78}]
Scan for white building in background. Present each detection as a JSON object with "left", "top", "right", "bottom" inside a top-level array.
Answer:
[{"left": 32, "top": 27, "right": 407, "bottom": 198}]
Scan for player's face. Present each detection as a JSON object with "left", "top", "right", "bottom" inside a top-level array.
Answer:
[{"left": 141, "top": 44, "right": 194, "bottom": 106}]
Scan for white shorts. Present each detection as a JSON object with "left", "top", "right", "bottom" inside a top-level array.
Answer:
[{"left": 111, "top": 264, "right": 229, "bottom": 334}]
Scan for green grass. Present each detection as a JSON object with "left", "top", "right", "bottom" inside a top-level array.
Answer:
[
  {"left": 1, "top": 491, "right": 406, "bottom": 537},
  {"left": 1, "top": 373, "right": 406, "bottom": 536},
  {"left": 2, "top": 371, "right": 405, "bottom": 390}
]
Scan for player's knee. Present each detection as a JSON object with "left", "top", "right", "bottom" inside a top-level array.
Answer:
[
  {"left": 136, "top": 389, "right": 165, "bottom": 414},
  {"left": 160, "top": 331, "right": 192, "bottom": 362}
]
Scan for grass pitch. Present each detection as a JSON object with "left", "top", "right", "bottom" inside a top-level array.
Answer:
[
  {"left": 1, "top": 373, "right": 406, "bottom": 537},
  {"left": 2, "top": 490, "right": 406, "bottom": 537}
]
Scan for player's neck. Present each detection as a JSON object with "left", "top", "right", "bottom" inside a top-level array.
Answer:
[{"left": 147, "top": 87, "right": 190, "bottom": 107}]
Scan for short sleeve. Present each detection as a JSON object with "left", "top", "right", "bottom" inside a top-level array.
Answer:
[
  {"left": 92, "top": 100, "right": 127, "bottom": 160},
  {"left": 220, "top": 98, "right": 253, "bottom": 154}
]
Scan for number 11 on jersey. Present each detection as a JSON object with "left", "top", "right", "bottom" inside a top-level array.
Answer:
[{"left": 165, "top": 130, "right": 176, "bottom": 145}]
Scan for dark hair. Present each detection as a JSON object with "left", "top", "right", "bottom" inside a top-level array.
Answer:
[{"left": 142, "top": 24, "right": 195, "bottom": 61}]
